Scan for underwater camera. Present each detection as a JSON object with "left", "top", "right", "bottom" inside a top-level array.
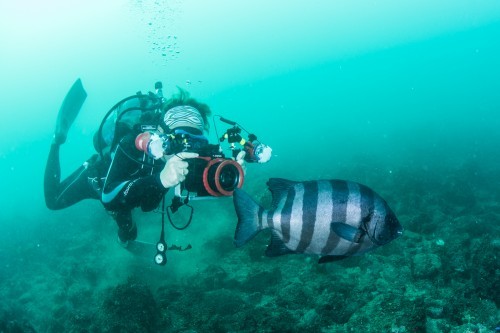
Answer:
[
  {"left": 182, "top": 144, "right": 244, "bottom": 197},
  {"left": 135, "top": 130, "right": 244, "bottom": 197}
]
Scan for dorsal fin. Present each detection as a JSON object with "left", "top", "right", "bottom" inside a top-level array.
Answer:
[{"left": 266, "top": 178, "right": 298, "bottom": 209}]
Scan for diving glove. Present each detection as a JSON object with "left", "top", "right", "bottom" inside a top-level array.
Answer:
[{"left": 160, "top": 152, "right": 198, "bottom": 188}]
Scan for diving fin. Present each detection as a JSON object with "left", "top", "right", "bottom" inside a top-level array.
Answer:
[{"left": 54, "top": 78, "right": 87, "bottom": 144}]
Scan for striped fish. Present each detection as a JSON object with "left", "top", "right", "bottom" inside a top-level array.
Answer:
[{"left": 233, "top": 178, "right": 403, "bottom": 263}]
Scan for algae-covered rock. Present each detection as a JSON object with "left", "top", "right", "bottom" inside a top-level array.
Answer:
[
  {"left": 297, "top": 308, "right": 321, "bottom": 331},
  {"left": 450, "top": 323, "right": 490, "bottom": 333},
  {"left": 470, "top": 236, "right": 500, "bottom": 306},
  {"left": 158, "top": 285, "right": 252, "bottom": 332},
  {"left": 94, "top": 282, "right": 161, "bottom": 333},
  {"left": 241, "top": 267, "right": 282, "bottom": 293},
  {"left": 0, "top": 319, "right": 36, "bottom": 333},
  {"left": 345, "top": 294, "right": 426, "bottom": 332},
  {"left": 0, "top": 304, "right": 37, "bottom": 333},
  {"left": 412, "top": 253, "right": 442, "bottom": 279}
]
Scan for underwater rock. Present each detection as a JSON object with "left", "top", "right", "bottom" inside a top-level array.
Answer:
[
  {"left": 426, "top": 299, "right": 446, "bottom": 319},
  {"left": 0, "top": 305, "right": 37, "bottom": 333},
  {"left": 94, "top": 282, "right": 161, "bottom": 333},
  {"left": 471, "top": 269, "right": 499, "bottom": 307},
  {"left": 250, "top": 306, "right": 299, "bottom": 333},
  {"left": 199, "top": 264, "right": 229, "bottom": 290},
  {"left": 241, "top": 267, "right": 282, "bottom": 293},
  {"left": 412, "top": 253, "right": 442, "bottom": 279},
  {"left": 0, "top": 319, "right": 36, "bottom": 333},
  {"left": 470, "top": 237, "right": 500, "bottom": 306},
  {"left": 184, "top": 264, "right": 240, "bottom": 291},
  {"left": 425, "top": 318, "right": 450, "bottom": 333},
  {"left": 202, "top": 289, "right": 246, "bottom": 317},
  {"left": 297, "top": 308, "right": 321, "bottom": 331},
  {"left": 167, "top": 288, "right": 251, "bottom": 332},
  {"left": 314, "top": 289, "right": 360, "bottom": 325},
  {"left": 346, "top": 294, "right": 426, "bottom": 332},
  {"left": 275, "top": 281, "right": 312, "bottom": 310},
  {"left": 156, "top": 286, "right": 183, "bottom": 308},
  {"left": 449, "top": 323, "right": 490, "bottom": 333}
]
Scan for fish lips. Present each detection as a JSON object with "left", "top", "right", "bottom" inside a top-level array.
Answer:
[{"left": 372, "top": 212, "right": 403, "bottom": 246}]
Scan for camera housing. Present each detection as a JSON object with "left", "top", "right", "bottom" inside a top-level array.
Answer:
[
  {"left": 182, "top": 144, "right": 244, "bottom": 197},
  {"left": 136, "top": 130, "right": 246, "bottom": 197}
]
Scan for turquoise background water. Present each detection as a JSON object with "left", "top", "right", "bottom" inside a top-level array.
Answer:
[
  {"left": 1, "top": 1, "right": 499, "bottom": 332},
  {"left": 1, "top": 1, "right": 499, "bottom": 219}
]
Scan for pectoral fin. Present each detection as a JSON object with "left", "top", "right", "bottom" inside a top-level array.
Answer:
[{"left": 330, "top": 222, "right": 365, "bottom": 243}]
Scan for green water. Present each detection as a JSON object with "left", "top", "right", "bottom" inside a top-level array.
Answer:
[{"left": 0, "top": 1, "right": 499, "bottom": 332}]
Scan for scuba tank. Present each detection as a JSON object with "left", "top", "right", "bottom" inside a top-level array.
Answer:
[{"left": 94, "top": 81, "right": 165, "bottom": 162}]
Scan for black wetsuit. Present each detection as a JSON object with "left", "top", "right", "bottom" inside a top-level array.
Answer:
[{"left": 44, "top": 133, "right": 167, "bottom": 241}]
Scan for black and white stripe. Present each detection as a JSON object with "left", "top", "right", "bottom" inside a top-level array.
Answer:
[
  {"left": 234, "top": 177, "right": 402, "bottom": 261},
  {"left": 305, "top": 180, "right": 334, "bottom": 254},
  {"left": 253, "top": 178, "right": 399, "bottom": 259},
  {"left": 321, "top": 180, "right": 350, "bottom": 254},
  {"left": 265, "top": 179, "right": 387, "bottom": 256},
  {"left": 295, "top": 181, "right": 318, "bottom": 253},
  {"left": 282, "top": 182, "right": 304, "bottom": 251}
]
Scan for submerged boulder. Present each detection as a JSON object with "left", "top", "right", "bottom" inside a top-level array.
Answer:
[{"left": 94, "top": 282, "right": 161, "bottom": 333}]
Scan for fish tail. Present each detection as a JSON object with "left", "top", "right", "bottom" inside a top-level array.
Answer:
[{"left": 233, "top": 189, "right": 264, "bottom": 247}]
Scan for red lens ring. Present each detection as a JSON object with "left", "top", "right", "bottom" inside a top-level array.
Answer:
[
  {"left": 213, "top": 159, "right": 244, "bottom": 196},
  {"left": 202, "top": 158, "right": 223, "bottom": 197}
]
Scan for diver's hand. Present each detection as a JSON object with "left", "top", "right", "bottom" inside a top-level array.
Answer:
[
  {"left": 235, "top": 151, "right": 247, "bottom": 175},
  {"left": 160, "top": 152, "right": 199, "bottom": 188}
]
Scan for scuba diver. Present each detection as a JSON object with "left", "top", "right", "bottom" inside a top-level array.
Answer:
[
  {"left": 44, "top": 79, "right": 272, "bottom": 253},
  {"left": 45, "top": 79, "right": 211, "bottom": 246}
]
